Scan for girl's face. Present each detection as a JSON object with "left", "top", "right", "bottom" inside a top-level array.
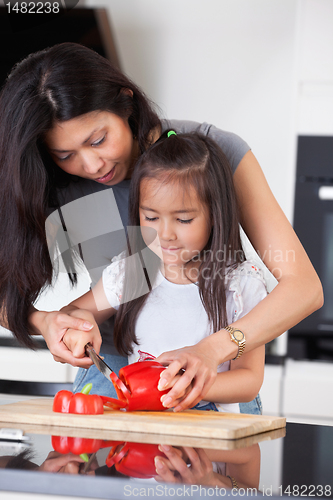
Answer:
[
  {"left": 139, "top": 177, "right": 212, "bottom": 271},
  {"left": 44, "top": 111, "right": 138, "bottom": 185}
]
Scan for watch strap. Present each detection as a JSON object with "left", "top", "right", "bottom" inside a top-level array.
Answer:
[{"left": 225, "top": 326, "right": 246, "bottom": 360}]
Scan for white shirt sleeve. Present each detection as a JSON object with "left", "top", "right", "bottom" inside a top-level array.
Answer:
[
  {"left": 226, "top": 260, "right": 268, "bottom": 322},
  {"left": 102, "top": 252, "right": 126, "bottom": 309}
]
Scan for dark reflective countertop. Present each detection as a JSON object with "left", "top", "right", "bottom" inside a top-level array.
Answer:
[{"left": 0, "top": 401, "right": 332, "bottom": 499}]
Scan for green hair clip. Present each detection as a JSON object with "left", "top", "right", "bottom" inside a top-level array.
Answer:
[{"left": 167, "top": 130, "right": 177, "bottom": 137}]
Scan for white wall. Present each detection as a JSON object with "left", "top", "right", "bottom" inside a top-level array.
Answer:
[
  {"left": 296, "top": 0, "right": 333, "bottom": 135},
  {"left": 87, "top": 0, "right": 299, "bottom": 221},
  {"left": 87, "top": 0, "right": 333, "bottom": 219}
]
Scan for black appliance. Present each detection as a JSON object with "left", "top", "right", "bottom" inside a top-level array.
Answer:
[
  {"left": 0, "top": 5, "right": 120, "bottom": 88},
  {"left": 288, "top": 136, "right": 333, "bottom": 361}
]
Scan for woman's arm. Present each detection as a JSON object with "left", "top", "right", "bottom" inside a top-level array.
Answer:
[
  {"left": 156, "top": 150, "right": 323, "bottom": 409},
  {"left": 232, "top": 150, "right": 323, "bottom": 342}
]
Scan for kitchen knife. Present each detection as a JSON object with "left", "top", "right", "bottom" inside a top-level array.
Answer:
[
  {"left": 81, "top": 452, "right": 97, "bottom": 475},
  {"left": 85, "top": 342, "right": 114, "bottom": 382}
]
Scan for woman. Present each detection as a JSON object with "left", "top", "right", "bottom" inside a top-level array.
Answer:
[{"left": 0, "top": 43, "right": 323, "bottom": 410}]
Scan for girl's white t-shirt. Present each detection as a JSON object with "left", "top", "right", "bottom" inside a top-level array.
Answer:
[{"left": 102, "top": 254, "right": 267, "bottom": 413}]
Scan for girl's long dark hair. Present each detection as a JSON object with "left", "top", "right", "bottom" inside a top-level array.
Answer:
[
  {"left": 114, "top": 131, "right": 245, "bottom": 356},
  {"left": 0, "top": 42, "right": 160, "bottom": 347}
]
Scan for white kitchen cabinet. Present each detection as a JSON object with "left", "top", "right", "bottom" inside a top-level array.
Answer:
[
  {"left": 260, "top": 364, "right": 284, "bottom": 416},
  {"left": 0, "top": 267, "right": 90, "bottom": 384},
  {"left": 261, "top": 360, "right": 333, "bottom": 424},
  {"left": 282, "top": 360, "right": 333, "bottom": 420},
  {"left": 0, "top": 347, "right": 77, "bottom": 384}
]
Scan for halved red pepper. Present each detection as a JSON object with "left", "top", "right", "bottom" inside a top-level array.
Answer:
[
  {"left": 101, "top": 360, "right": 170, "bottom": 411},
  {"left": 52, "top": 435, "right": 113, "bottom": 458},
  {"left": 106, "top": 441, "right": 166, "bottom": 479},
  {"left": 53, "top": 383, "right": 104, "bottom": 415}
]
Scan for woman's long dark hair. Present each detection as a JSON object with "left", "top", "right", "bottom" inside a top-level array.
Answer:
[
  {"left": 0, "top": 42, "right": 161, "bottom": 347},
  {"left": 114, "top": 131, "right": 245, "bottom": 356}
]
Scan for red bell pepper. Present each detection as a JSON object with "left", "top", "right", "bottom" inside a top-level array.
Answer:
[
  {"left": 101, "top": 360, "right": 170, "bottom": 411},
  {"left": 53, "top": 383, "right": 104, "bottom": 415},
  {"left": 52, "top": 435, "right": 113, "bottom": 459},
  {"left": 106, "top": 441, "right": 166, "bottom": 479}
]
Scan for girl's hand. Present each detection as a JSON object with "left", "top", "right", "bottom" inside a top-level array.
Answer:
[
  {"left": 160, "top": 373, "right": 193, "bottom": 410},
  {"left": 156, "top": 342, "right": 218, "bottom": 411},
  {"left": 154, "top": 446, "right": 222, "bottom": 486}
]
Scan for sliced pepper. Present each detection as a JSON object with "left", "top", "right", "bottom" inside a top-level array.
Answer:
[
  {"left": 101, "top": 360, "right": 170, "bottom": 411},
  {"left": 53, "top": 383, "right": 104, "bottom": 415},
  {"left": 106, "top": 441, "right": 166, "bottom": 479}
]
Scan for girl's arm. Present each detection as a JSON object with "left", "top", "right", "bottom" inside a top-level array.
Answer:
[
  {"left": 156, "top": 150, "right": 323, "bottom": 409},
  {"left": 29, "top": 278, "right": 116, "bottom": 367},
  {"left": 196, "top": 345, "right": 265, "bottom": 405}
]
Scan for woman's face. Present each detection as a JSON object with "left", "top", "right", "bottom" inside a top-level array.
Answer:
[{"left": 44, "top": 111, "right": 138, "bottom": 185}]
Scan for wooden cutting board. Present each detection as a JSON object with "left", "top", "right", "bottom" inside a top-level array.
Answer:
[
  {"left": 0, "top": 398, "right": 285, "bottom": 440},
  {"left": 1, "top": 421, "right": 286, "bottom": 450}
]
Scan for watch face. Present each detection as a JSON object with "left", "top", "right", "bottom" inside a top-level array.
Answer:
[{"left": 233, "top": 330, "right": 244, "bottom": 341}]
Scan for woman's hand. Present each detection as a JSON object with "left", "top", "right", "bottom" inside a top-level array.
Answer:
[
  {"left": 156, "top": 340, "right": 218, "bottom": 412},
  {"left": 154, "top": 446, "right": 226, "bottom": 487},
  {"left": 62, "top": 309, "right": 102, "bottom": 365},
  {"left": 29, "top": 307, "right": 101, "bottom": 368}
]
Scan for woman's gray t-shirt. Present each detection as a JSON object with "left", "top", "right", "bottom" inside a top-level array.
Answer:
[{"left": 50, "top": 120, "right": 250, "bottom": 354}]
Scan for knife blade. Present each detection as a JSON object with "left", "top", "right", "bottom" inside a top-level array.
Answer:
[{"left": 85, "top": 342, "right": 114, "bottom": 382}]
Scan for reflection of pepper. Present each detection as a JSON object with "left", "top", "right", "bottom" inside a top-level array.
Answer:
[
  {"left": 101, "top": 360, "right": 170, "bottom": 411},
  {"left": 53, "top": 383, "right": 104, "bottom": 415},
  {"left": 106, "top": 441, "right": 166, "bottom": 479},
  {"left": 52, "top": 435, "right": 112, "bottom": 457}
]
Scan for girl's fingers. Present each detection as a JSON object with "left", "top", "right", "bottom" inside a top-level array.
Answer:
[
  {"left": 159, "top": 362, "right": 197, "bottom": 394},
  {"left": 63, "top": 325, "right": 102, "bottom": 359},
  {"left": 183, "top": 447, "right": 210, "bottom": 470},
  {"left": 157, "top": 359, "right": 185, "bottom": 391},
  {"left": 163, "top": 364, "right": 216, "bottom": 410},
  {"left": 158, "top": 445, "right": 183, "bottom": 460},
  {"left": 52, "top": 340, "right": 93, "bottom": 367},
  {"left": 172, "top": 378, "right": 209, "bottom": 412},
  {"left": 157, "top": 446, "right": 194, "bottom": 484},
  {"left": 160, "top": 370, "right": 202, "bottom": 409},
  {"left": 154, "top": 457, "right": 180, "bottom": 483}
]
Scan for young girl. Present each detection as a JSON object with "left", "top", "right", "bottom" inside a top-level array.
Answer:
[{"left": 60, "top": 131, "right": 267, "bottom": 413}]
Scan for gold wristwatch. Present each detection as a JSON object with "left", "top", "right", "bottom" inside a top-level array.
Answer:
[{"left": 224, "top": 326, "right": 246, "bottom": 360}]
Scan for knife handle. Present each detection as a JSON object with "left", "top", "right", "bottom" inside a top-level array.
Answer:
[
  {"left": 85, "top": 342, "right": 104, "bottom": 360},
  {"left": 85, "top": 342, "right": 94, "bottom": 358}
]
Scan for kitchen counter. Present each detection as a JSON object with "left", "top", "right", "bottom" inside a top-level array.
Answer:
[{"left": 0, "top": 396, "right": 332, "bottom": 499}]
